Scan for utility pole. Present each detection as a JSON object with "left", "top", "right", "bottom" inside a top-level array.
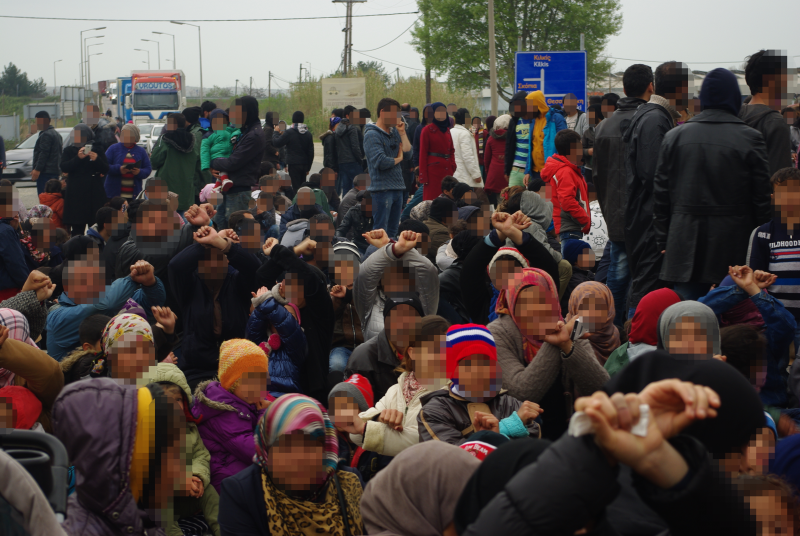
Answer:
[
  {"left": 488, "top": 0, "right": 498, "bottom": 116},
  {"left": 268, "top": 71, "right": 271, "bottom": 99},
  {"left": 249, "top": 77, "right": 252, "bottom": 96},
  {"left": 396, "top": 68, "right": 400, "bottom": 84},
  {"left": 333, "top": 0, "right": 366, "bottom": 76}
]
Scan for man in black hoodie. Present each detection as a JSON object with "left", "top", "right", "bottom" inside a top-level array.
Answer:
[
  {"left": 274, "top": 111, "right": 315, "bottom": 192},
  {"left": 335, "top": 105, "right": 365, "bottom": 198},
  {"left": 738, "top": 50, "right": 792, "bottom": 176},
  {"left": 622, "top": 61, "right": 689, "bottom": 318},
  {"left": 593, "top": 64, "right": 652, "bottom": 326}
]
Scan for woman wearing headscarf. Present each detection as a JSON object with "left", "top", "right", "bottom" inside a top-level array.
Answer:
[
  {"left": 566, "top": 281, "right": 620, "bottom": 365},
  {"left": 62, "top": 123, "right": 110, "bottom": 237},
  {"left": 94, "top": 312, "right": 157, "bottom": 384},
  {"left": 53, "top": 379, "right": 187, "bottom": 536},
  {"left": 605, "top": 288, "right": 681, "bottom": 376},
  {"left": 360, "top": 441, "right": 480, "bottom": 536},
  {"left": 104, "top": 123, "right": 151, "bottom": 202},
  {"left": 699, "top": 266, "right": 795, "bottom": 408},
  {"left": 419, "top": 102, "right": 456, "bottom": 201},
  {"left": 218, "top": 394, "right": 364, "bottom": 536},
  {"left": 483, "top": 114, "right": 510, "bottom": 205},
  {"left": 488, "top": 268, "right": 609, "bottom": 440},
  {"left": 657, "top": 300, "right": 721, "bottom": 360}
]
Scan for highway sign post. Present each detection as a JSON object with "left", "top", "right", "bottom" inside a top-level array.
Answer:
[{"left": 515, "top": 51, "right": 587, "bottom": 112}]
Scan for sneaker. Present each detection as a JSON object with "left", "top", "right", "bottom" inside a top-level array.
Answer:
[{"left": 221, "top": 178, "right": 234, "bottom": 192}]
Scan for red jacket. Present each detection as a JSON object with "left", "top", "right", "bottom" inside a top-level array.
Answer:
[
  {"left": 540, "top": 154, "right": 590, "bottom": 234},
  {"left": 38, "top": 192, "right": 66, "bottom": 231},
  {"left": 419, "top": 124, "right": 456, "bottom": 201},
  {"left": 483, "top": 129, "right": 508, "bottom": 194}
]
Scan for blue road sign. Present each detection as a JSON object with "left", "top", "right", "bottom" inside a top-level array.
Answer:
[{"left": 515, "top": 51, "right": 587, "bottom": 112}]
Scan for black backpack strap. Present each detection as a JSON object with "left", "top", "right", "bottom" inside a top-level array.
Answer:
[{"left": 332, "top": 472, "right": 353, "bottom": 536}]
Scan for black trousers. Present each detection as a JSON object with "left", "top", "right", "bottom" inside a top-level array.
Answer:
[{"left": 288, "top": 163, "right": 311, "bottom": 192}]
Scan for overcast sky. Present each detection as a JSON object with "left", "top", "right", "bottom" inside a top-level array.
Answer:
[{"left": 2, "top": 0, "right": 798, "bottom": 92}]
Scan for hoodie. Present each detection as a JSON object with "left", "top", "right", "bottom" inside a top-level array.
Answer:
[
  {"left": 739, "top": 103, "right": 793, "bottom": 176},
  {"left": 149, "top": 128, "right": 197, "bottom": 211},
  {"left": 524, "top": 91, "right": 567, "bottom": 174},
  {"left": 541, "top": 154, "right": 590, "bottom": 234},
  {"left": 335, "top": 120, "right": 364, "bottom": 164},
  {"left": 505, "top": 190, "right": 562, "bottom": 262}
]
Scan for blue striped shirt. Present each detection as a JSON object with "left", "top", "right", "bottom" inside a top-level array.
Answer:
[{"left": 748, "top": 218, "right": 800, "bottom": 319}]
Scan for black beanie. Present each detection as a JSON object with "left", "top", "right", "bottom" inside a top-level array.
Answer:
[
  {"left": 383, "top": 294, "right": 425, "bottom": 320},
  {"left": 452, "top": 183, "right": 472, "bottom": 200},
  {"left": 292, "top": 111, "right": 305, "bottom": 124},
  {"left": 182, "top": 106, "right": 202, "bottom": 126},
  {"left": 430, "top": 197, "right": 456, "bottom": 223}
]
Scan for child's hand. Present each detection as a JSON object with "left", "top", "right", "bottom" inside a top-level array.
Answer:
[
  {"left": 378, "top": 409, "right": 404, "bottom": 431},
  {"left": 754, "top": 270, "right": 777, "bottom": 290},
  {"left": 262, "top": 237, "right": 279, "bottom": 256},
  {"left": 256, "top": 399, "right": 271, "bottom": 411},
  {"left": 151, "top": 306, "right": 177, "bottom": 335},
  {"left": 190, "top": 476, "right": 204, "bottom": 498},
  {"left": 516, "top": 401, "right": 543, "bottom": 424},
  {"left": 330, "top": 285, "right": 346, "bottom": 299},
  {"left": 161, "top": 352, "right": 177, "bottom": 364},
  {"left": 472, "top": 411, "right": 500, "bottom": 434},
  {"left": 339, "top": 414, "right": 367, "bottom": 436},
  {"left": 251, "top": 286, "right": 271, "bottom": 299},
  {"left": 728, "top": 265, "right": 759, "bottom": 296},
  {"left": 510, "top": 210, "right": 532, "bottom": 230}
]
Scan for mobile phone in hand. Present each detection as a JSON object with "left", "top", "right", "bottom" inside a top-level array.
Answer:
[
  {"left": 570, "top": 317, "right": 587, "bottom": 342},
  {"left": 84, "top": 143, "right": 93, "bottom": 154}
]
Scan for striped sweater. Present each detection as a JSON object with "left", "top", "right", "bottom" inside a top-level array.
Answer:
[{"left": 748, "top": 218, "right": 800, "bottom": 320}]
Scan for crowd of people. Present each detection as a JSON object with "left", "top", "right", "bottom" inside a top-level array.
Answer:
[{"left": 2, "top": 48, "right": 800, "bottom": 536}]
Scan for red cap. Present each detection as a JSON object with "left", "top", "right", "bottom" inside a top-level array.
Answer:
[{"left": 346, "top": 374, "right": 374, "bottom": 408}]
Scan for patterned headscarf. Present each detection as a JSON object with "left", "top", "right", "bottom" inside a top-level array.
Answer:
[
  {"left": 101, "top": 313, "right": 154, "bottom": 355},
  {"left": 27, "top": 205, "right": 53, "bottom": 220},
  {"left": 567, "top": 282, "right": 620, "bottom": 364},
  {"left": 495, "top": 268, "right": 561, "bottom": 363},
  {"left": 0, "top": 309, "right": 38, "bottom": 388}
]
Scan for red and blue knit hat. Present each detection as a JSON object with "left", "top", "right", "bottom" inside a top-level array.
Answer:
[{"left": 446, "top": 324, "right": 497, "bottom": 379}]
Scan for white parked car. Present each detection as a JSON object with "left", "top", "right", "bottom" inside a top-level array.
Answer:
[
  {"left": 146, "top": 124, "right": 165, "bottom": 154},
  {"left": 135, "top": 123, "right": 163, "bottom": 154}
]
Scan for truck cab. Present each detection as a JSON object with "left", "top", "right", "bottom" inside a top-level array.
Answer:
[{"left": 126, "top": 70, "right": 187, "bottom": 126}]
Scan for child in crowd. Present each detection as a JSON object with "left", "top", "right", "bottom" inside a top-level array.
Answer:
[
  {"left": 144, "top": 363, "right": 220, "bottom": 536},
  {"left": 246, "top": 289, "right": 306, "bottom": 398},
  {"left": 327, "top": 374, "right": 376, "bottom": 482},
  {"left": 417, "top": 324, "right": 541, "bottom": 444},
  {"left": 0, "top": 385, "right": 42, "bottom": 430},
  {"left": 59, "top": 314, "right": 111, "bottom": 384},
  {"left": 192, "top": 339, "right": 270, "bottom": 493},
  {"left": 253, "top": 192, "right": 280, "bottom": 241},
  {"left": 566, "top": 281, "right": 620, "bottom": 365},
  {"left": 38, "top": 179, "right": 66, "bottom": 231},
  {"left": 560, "top": 239, "right": 595, "bottom": 315},
  {"left": 541, "top": 129, "right": 591, "bottom": 251},
  {"left": 201, "top": 109, "right": 240, "bottom": 193}
]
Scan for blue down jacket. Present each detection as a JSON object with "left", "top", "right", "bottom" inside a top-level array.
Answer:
[{"left": 246, "top": 296, "right": 307, "bottom": 396}]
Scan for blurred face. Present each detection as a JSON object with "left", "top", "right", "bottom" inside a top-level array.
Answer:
[
  {"left": 424, "top": 107, "right": 434, "bottom": 123},
  {"left": 746, "top": 489, "right": 793, "bottom": 536},
  {"left": 73, "top": 128, "right": 87, "bottom": 147},
  {"left": 229, "top": 105, "right": 246, "bottom": 128},
  {"left": 84, "top": 106, "right": 100, "bottom": 125},
  {"left": 407, "top": 334, "right": 448, "bottom": 389},
  {"left": 601, "top": 99, "right": 616, "bottom": 117},
  {"left": 360, "top": 197, "right": 372, "bottom": 215},
  {"left": 472, "top": 117, "right": 481, "bottom": 129},
  {"left": 523, "top": 101, "right": 539, "bottom": 120},
  {"left": 434, "top": 106, "right": 447, "bottom": 122},
  {"left": 381, "top": 105, "right": 400, "bottom": 126},
  {"left": 30, "top": 218, "right": 56, "bottom": 250},
  {"left": 333, "top": 259, "right": 359, "bottom": 287},
  {"left": 198, "top": 247, "right": 229, "bottom": 281},
  {"left": 576, "top": 294, "right": 608, "bottom": 333},
  {"left": 447, "top": 104, "right": 457, "bottom": 114},
  {"left": 120, "top": 129, "right": 136, "bottom": 145},
  {"left": 386, "top": 304, "right": 419, "bottom": 349},
  {"left": 233, "top": 370, "right": 269, "bottom": 404},
  {"left": 297, "top": 191, "right": 315, "bottom": 211},
  {"left": 0, "top": 187, "right": 18, "bottom": 221},
  {"left": 667, "top": 317, "right": 711, "bottom": 356},
  {"left": 330, "top": 395, "right": 360, "bottom": 430},
  {"left": 268, "top": 432, "right": 326, "bottom": 491},
  {"left": 381, "top": 265, "right": 413, "bottom": 294},
  {"left": 773, "top": 181, "right": 800, "bottom": 230},
  {"left": 166, "top": 118, "right": 179, "bottom": 131},
  {"left": 257, "top": 197, "right": 273, "bottom": 214},
  {"left": 513, "top": 284, "right": 560, "bottom": 338},
  {"left": 489, "top": 259, "right": 520, "bottom": 291},
  {"left": 468, "top": 208, "right": 492, "bottom": 237},
  {"left": 35, "top": 117, "right": 49, "bottom": 131},
  {"left": 238, "top": 222, "right": 260, "bottom": 251},
  {"left": 576, "top": 248, "right": 595, "bottom": 269},
  {"left": 0, "top": 400, "right": 14, "bottom": 429},
  {"left": 321, "top": 169, "right": 336, "bottom": 192},
  {"left": 65, "top": 259, "right": 106, "bottom": 304},
  {"left": 563, "top": 97, "right": 578, "bottom": 115},
  {"left": 285, "top": 274, "right": 306, "bottom": 308},
  {"left": 410, "top": 109, "right": 418, "bottom": 120},
  {"left": 109, "top": 335, "right": 156, "bottom": 382},
  {"left": 461, "top": 190, "right": 477, "bottom": 206},
  {"left": 211, "top": 116, "right": 227, "bottom": 131},
  {"left": 136, "top": 205, "right": 175, "bottom": 238},
  {"left": 456, "top": 356, "right": 498, "bottom": 399}
]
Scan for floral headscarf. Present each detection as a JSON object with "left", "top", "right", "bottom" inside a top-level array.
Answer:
[
  {"left": 495, "top": 268, "right": 561, "bottom": 363},
  {"left": 567, "top": 282, "right": 620, "bottom": 364},
  {"left": 0, "top": 309, "right": 38, "bottom": 388},
  {"left": 101, "top": 313, "right": 154, "bottom": 355}
]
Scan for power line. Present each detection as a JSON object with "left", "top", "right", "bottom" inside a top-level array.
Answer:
[
  {"left": 604, "top": 56, "right": 744, "bottom": 65},
  {"left": 0, "top": 11, "right": 418, "bottom": 22},
  {"left": 353, "top": 16, "right": 419, "bottom": 52},
  {"left": 352, "top": 50, "right": 425, "bottom": 72}
]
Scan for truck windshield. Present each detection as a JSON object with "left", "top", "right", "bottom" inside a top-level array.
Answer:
[{"left": 133, "top": 92, "right": 179, "bottom": 110}]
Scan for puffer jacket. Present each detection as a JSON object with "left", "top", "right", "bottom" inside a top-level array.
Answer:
[
  {"left": 451, "top": 124, "right": 483, "bottom": 186},
  {"left": 335, "top": 120, "right": 364, "bottom": 164},
  {"left": 192, "top": 380, "right": 267, "bottom": 492},
  {"left": 417, "top": 386, "right": 539, "bottom": 445},
  {"left": 350, "top": 372, "right": 427, "bottom": 456},
  {"left": 52, "top": 378, "right": 166, "bottom": 536},
  {"left": 245, "top": 296, "right": 307, "bottom": 396},
  {"left": 541, "top": 154, "right": 590, "bottom": 234},
  {"left": 353, "top": 243, "right": 440, "bottom": 342},
  {"left": 200, "top": 125, "right": 239, "bottom": 170},
  {"left": 210, "top": 121, "right": 266, "bottom": 192},
  {"left": 510, "top": 190, "right": 562, "bottom": 263},
  {"left": 141, "top": 363, "right": 214, "bottom": 488},
  {"left": 336, "top": 206, "right": 373, "bottom": 251},
  {"left": 32, "top": 125, "right": 62, "bottom": 175},
  {"left": 320, "top": 129, "right": 339, "bottom": 172},
  {"left": 331, "top": 287, "right": 364, "bottom": 350}
]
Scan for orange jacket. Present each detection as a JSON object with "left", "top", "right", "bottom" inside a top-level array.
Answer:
[{"left": 37, "top": 192, "right": 66, "bottom": 230}]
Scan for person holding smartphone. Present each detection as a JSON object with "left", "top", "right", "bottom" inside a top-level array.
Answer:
[
  {"left": 61, "top": 124, "right": 110, "bottom": 237},
  {"left": 104, "top": 123, "right": 151, "bottom": 202}
]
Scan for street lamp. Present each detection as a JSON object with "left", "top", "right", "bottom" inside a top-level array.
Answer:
[
  {"left": 134, "top": 49, "right": 150, "bottom": 69},
  {"left": 79, "top": 27, "right": 105, "bottom": 90},
  {"left": 153, "top": 31, "right": 176, "bottom": 69},
  {"left": 87, "top": 53, "right": 102, "bottom": 103},
  {"left": 82, "top": 33, "right": 104, "bottom": 90},
  {"left": 53, "top": 60, "right": 62, "bottom": 96},
  {"left": 171, "top": 21, "right": 203, "bottom": 98},
  {"left": 141, "top": 39, "right": 160, "bottom": 69}
]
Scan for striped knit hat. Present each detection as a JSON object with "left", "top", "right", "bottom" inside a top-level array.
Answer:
[
  {"left": 218, "top": 339, "right": 269, "bottom": 391},
  {"left": 487, "top": 247, "right": 529, "bottom": 277},
  {"left": 446, "top": 324, "right": 497, "bottom": 380},
  {"left": 254, "top": 394, "right": 338, "bottom": 480}
]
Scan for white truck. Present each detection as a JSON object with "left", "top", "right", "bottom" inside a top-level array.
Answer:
[{"left": 126, "top": 70, "right": 187, "bottom": 126}]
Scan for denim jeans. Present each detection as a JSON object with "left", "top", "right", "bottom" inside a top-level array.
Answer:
[
  {"left": 337, "top": 162, "right": 363, "bottom": 198},
  {"left": 36, "top": 173, "right": 59, "bottom": 195},
  {"left": 606, "top": 241, "right": 630, "bottom": 326},
  {"left": 559, "top": 231, "right": 584, "bottom": 255},
  {"left": 329, "top": 347, "right": 353, "bottom": 373},
  {"left": 213, "top": 196, "right": 228, "bottom": 229},
  {"left": 400, "top": 185, "right": 424, "bottom": 221},
  {"left": 672, "top": 281, "right": 711, "bottom": 302},
  {"left": 372, "top": 190, "right": 404, "bottom": 238},
  {"left": 225, "top": 190, "right": 252, "bottom": 218}
]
